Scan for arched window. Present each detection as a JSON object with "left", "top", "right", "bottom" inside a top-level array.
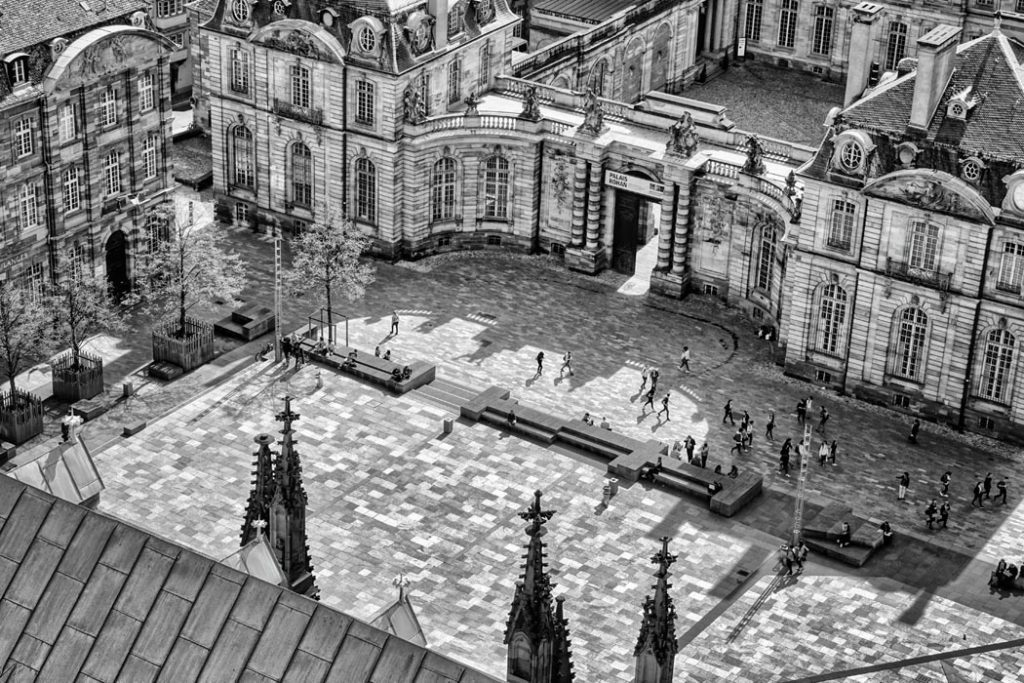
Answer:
[
  {"left": 979, "top": 329, "right": 1015, "bottom": 402},
  {"left": 756, "top": 222, "right": 777, "bottom": 291},
  {"left": 893, "top": 308, "right": 928, "bottom": 381},
  {"left": 232, "top": 125, "right": 254, "bottom": 188},
  {"left": 355, "top": 157, "right": 376, "bottom": 224},
  {"left": 509, "top": 634, "right": 531, "bottom": 679},
  {"left": 431, "top": 157, "right": 457, "bottom": 221},
  {"left": 815, "top": 284, "right": 847, "bottom": 356},
  {"left": 483, "top": 155, "right": 510, "bottom": 219},
  {"left": 588, "top": 60, "right": 608, "bottom": 97},
  {"left": 291, "top": 142, "right": 312, "bottom": 207}
]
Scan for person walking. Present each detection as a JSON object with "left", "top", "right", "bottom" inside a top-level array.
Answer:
[
  {"left": 730, "top": 429, "right": 744, "bottom": 455},
  {"left": 939, "top": 502, "right": 950, "bottom": 529},
  {"left": 972, "top": 480, "right": 985, "bottom": 507},
  {"left": 925, "top": 500, "right": 938, "bottom": 529},
  {"left": 657, "top": 392, "right": 671, "bottom": 421},
  {"left": 818, "top": 440, "right": 829, "bottom": 467},
  {"left": 984, "top": 473, "right": 993, "bottom": 500},
  {"left": 374, "top": 345, "right": 381, "bottom": 357},
  {"left": 699, "top": 442, "right": 709, "bottom": 468},
  {"left": 743, "top": 421, "right": 755, "bottom": 451},
  {"left": 639, "top": 364, "right": 650, "bottom": 392},
  {"left": 796, "top": 398, "right": 807, "bottom": 425},
  {"left": 723, "top": 399, "right": 736, "bottom": 425},
  {"left": 649, "top": 368, "right": 660, "bottom": 393},
  {"left": 817, "top": 406, "right": 830, "bottom": 435},
  {"left": 909, "top": 418, "right": 921, "bottom": 444},
  {"left": 778, "top": 544, "right": 793, "bottom": 575},
  {"left": 940, "top": 471, "right": 951, "bottom": 498},
  {"left": 315, "top": 370, "right": 323, "bottom": 390},
  {"left": 779, "top": 445, "right": 791, "bottom": 477},
  {"left": 560, "top": 351, "right": 574, "bottom": 377},
  {"left": 828, "top": 439, "right": 838, "bottom": 465},
  {"left": 535, "top": 351, "right": 545, "bottom": 375},
  {"left": 390, "top": 310, "right": 400, "bottom": 335},
  {"left": 765, "top": 410, "right": 776, "bottom": 441},
  {"left": 281, "top": 335, "right": 292, "bottom": 363},
  {"left": 997, "top": 478, "right": 1008, "bottom": 505},
  {"left": 898, "top": 472, "right": 910, "bottom": 501},
  {"left": 740, "top": 410, "right": 750, "bottom": 431},
  {"left": 793, "top": 540, "right": 808, "bottom": 574},
  {"left": 678, "top": 346, "right": 691, "bottom": 372},
  {"left": 642, "top": 387, "right": 656, "bottom": 412}
]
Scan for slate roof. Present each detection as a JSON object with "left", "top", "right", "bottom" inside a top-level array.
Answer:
[
  {"left": 6, "top": 439, "right": 103, "bottom": 506},
  {"left": 185, "top": 0, "right": 219, "bottom": 23},
  {"left": 841, "top": 31, "right": 1024, "bottom": 160},
  {"left": 532, "top": 0, "right": 637, "bottom": 23},
  {"left": 0, "top": 0, "right": 147, "bottom": 54},
  {"left": 0, "top": 475, "right": 501, "bottom": 682}
]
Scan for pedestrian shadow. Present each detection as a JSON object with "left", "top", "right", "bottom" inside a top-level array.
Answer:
[
  {"left": 525, "top": 373, "right": 541, "bottom": 388},
  {"left": 594, "top": 501, "right": 607, "bottom": 515},
  {"left": 651, "top": 418, "right": 667, "bottom": 431},
  {"left": 630, "top": 391, "right": 643, "bottom": 403},
  {"left": 636, "top": 412, "right": 651, "bottom": 425}
]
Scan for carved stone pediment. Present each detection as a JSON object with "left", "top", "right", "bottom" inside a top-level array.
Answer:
[
  {"left": 862, "top": 169, "right": 995, "bottom": 225},
  {"left": 256, "top": 28, "right": 338, "bottom": 62}
]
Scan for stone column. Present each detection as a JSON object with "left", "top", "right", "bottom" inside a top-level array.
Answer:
[
  {"left": 671, "top": 182, "right": 692, "bottom": 275},
  {"left": 585, "top": 163, "right": 603, "bottom": 250},
  {"left": 570, "top": 161, "right": 588, "bottom": 247},
  {"left": 656, "top": 185, "right": 675, "bottom": 270},
  {"left": 716, "top": 0, "right": 726, "bottom": 54},
  {"left": 703, "top": 0, "right": 713, "bottom": 53}
]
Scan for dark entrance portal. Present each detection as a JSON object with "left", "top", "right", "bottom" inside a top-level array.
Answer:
[
  {"left": 105, "top": 231, "right": 129, "bottom": 297},
  {"left": 612, "top": 190, "right": 655, "bottom": 275}
]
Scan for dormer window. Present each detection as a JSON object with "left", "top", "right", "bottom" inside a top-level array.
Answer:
[
  {"left": 350, "top": 17, "right": 386, "bottom": 59},
  {"left": 406, "top": 11, "right": 435, "bottom": 55},
  {"left": 960, "top": 157, "right": 984, "bottom": 184},
  {"left": 5, "top": 54, "right": 29, "bottom": 87},
  {"left": 358, "top": 26, "right": 376, "bottom": 52},
  {"left": 448, "top": 2, "right": 465, "bottom": 39},
  {"left": 946, "top": 86, "right": 979, "bottom": 121},
  {"left": 831, "top": 129, "right": 874, "bottom": 177},
  {"left": 231, "top": 0, "right": 251, "bottom": 23}
]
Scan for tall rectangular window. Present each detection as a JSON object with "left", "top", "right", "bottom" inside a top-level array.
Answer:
[
  {"left": 777, "top": 0, "right": 798, "bottom": 48},
  {"left": 745, "top": 0, "right": 764, "bottom": 41},
  {"left": 291, "top": 64, "right": 311, "bottom": 108},
  {"left": 11, "top": 58, "right": 27, "bottom": 84},
  {"left": 24, "top": 263, "right": 44, "bottom": 303},
  {"left": 894, "top": 308, "right": 928, "bottom": 381},
  {"left": 59, "top": 103, "right": 79, "bottom": 142},
  {"left": 431, "top": 157, "right": 457, "bottom": 221},
  {"left": 483, "top": 156, "right": 510, "bottom": 219},
  {"left": 756, "top": 224, "right": 777, "bottom": 291},
  {"left": 908, "top": 221, "right": 940, "bottom": 270},
  {"left": 418, "top": 72, "right": 432, "bottom": 116},
  {"left": 291, "top": 143, "right": 312, "bottom": 207},
  {"left": 998, "top": 242, "right": 1024, "bottom": 292},
  {"left": 14, "top": 118, "right": 32, "bottom": 157},
  {"left": 356, "top": 79, "right": 375, "bottom": 125},
  {"left": 100, "top": 86, "right": 118, "bottom": 127},
  {"left": 812, "top": 6, "right": 834, "bottom": 55},
  {"left": 355, "top": 157, "right": 377, "bottom": 224},
  {"left": 448, "top": 59, "right": 461, "bottom": 104},
  {"left": 142, "top": 135, "right": 158, "bottom": 179},
  {"left": 104, "top": 151, "right": 121, "bottom": 196},
  {"left": 17, "top": 183, "right": 39, "bottom": 230},
  {"left": 63, "top": 167, "right": 81, "bottom": 214},
  {"left": 828, "top": 199, "right": 856, "bottom": 250},
  {"left": 478, "top": 42, "right": 491, "bottom": 89},
  {"left": 231, "top": 48, "right": 250, "bottom": 94},
  {"left": 232, "top": 126, "right": 254, "bottom": 187},
  {"left": 816, "top": 284, "right": 848, "bottom": 356},
  {"left": 980, "top": 330, "right": 1015, "bottom": 402},
  {"left": 885, "top": 23, "right": 908, "bottom": 71},
  {"left": 138, "top": 72, "right": 155, "bottom": 112},
  {"left": 70, "top": 242, "right": 87, "bottom": 281}
]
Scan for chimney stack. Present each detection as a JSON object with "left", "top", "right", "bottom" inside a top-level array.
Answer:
[
  {"left": 844, "top": 2, "right": 883, "bottom": 107},
  {"left": 429, "top": 0, "right": 448, "bottom": 51},
  {"left": 908, "top": 25, "right": 961, "bottom": 133}
]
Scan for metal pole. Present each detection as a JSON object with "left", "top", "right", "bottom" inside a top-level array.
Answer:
[
  {"left": 791, "top": 422, "right": 812, "bottom": 545},
  {"left": 345, "top": 317, "right": 349, "bottom": 347},
  {"left": 274, "top": 236, "right": 282, "bottom": 362}
]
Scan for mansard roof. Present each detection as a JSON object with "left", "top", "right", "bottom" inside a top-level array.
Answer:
[
  {"left": 0, "top": 475, "right": 501, "bottom": 682},
  {"left": 0, "top": 0, "right": 146, "bottom": 54},
  {"left": 840, "top": 31, "right": 1024, "bottom": 161},
  {"left": 533, "top": 0, "right": 638, "bottom": 24}
]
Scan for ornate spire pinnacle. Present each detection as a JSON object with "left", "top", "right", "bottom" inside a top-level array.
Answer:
[
  {"left": 393, "top": 574, "right": 410, "bottom": 603},
  {"left": 240, "top": 433, "right": 276, "bottom": 546},
  {"left": 634, "top": 537, "right": 679, "bottom": 683},
  {"left": 268, "top": 396, "right": 317, "bottom": 597},
  {"left": 505, "top": 490, "right": 575, "bottom": 683}
]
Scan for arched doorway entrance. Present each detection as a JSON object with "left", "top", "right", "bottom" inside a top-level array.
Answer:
[
  {"left": 105, "top": 231, "right": 129, "bottom": 297},
  {"left": 608, "top": 170, "right": 664, "bottom": 276}
]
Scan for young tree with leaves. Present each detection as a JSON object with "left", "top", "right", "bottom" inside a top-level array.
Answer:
[
  {"left": 284, "top": 213, "right": 376, "bottom": 342},
  {"left": 0, "top": 279, "right": 52, "bottom": 397},
  {"left": 137, "top": 198, "right": 245, "bottom": 338},
  {"left": 46, "top": 263, "right": 125, "bottom": 371}
]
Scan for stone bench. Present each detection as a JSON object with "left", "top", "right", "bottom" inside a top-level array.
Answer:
[
  {"left": 301, "top": 341, "right": 435, "bottom": 395},
  {"left": 802, "top": 504, "right": 885, "bottom": 567},
  {"left": 214, "top": 303, "right": 275, "bottom": 341}
]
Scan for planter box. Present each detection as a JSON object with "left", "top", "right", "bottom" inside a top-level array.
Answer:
[
  {"left": 152, "top": 317, "right": 215, "bottom": 372},
  {"left": 52, "top": 351, "right": 104, "bottom": 402},
  {"left": 0, "top": 389, "right": 44, "bottom": 445}
]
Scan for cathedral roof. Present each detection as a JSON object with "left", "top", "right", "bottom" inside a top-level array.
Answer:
[
  {"left": 840, "top": 31, "right": 1024, "bottom": 161},
  {"left": 0, "top": 475, "right": 502, "bottom": 682},
  {"left": 6, "top": 437, "right": 103, "bottom": 506},
  {"left": 532, "top": 0, "right": 638, "bottom": 24},
  {"left": 0, "top": 0, "right": 146, "bottom": 54}
]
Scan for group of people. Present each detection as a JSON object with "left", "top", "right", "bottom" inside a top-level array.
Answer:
[
  {"left": 777, "top": 540, "right": 809, "bottom": 576},
  {"left": 991, "top": 558, "right": 1024, "bottom": 590}
]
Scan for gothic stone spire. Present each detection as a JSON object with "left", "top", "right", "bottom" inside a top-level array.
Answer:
[
  {"left": 240, "top": 433, "right": 276, "bottom": 546},
  {"left": 634, "top": 536, "right": 679, "bottom": 683},
  {"left": 268, "top": 396, "right": 317, "bottom": 597},
  {"left": 504, "top": 490, "right": 575, "bottom": 682}
]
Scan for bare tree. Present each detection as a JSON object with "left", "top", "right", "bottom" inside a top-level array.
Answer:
[
  {"left": 137, "top": 198, "right": 245, "bottom": 337},
  {"left": 47, "top": 262, "right": 125, "bottom": 370},
  {"left": 284, "top": 212, "right": 375, "bottom": 342},
  {"left": 0, "top": 279, "right": 52, "bottom": 397}
]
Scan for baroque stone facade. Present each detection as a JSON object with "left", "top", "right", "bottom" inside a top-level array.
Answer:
[{"left": 0, "top": 8, "right": 175, "bottom": 295}]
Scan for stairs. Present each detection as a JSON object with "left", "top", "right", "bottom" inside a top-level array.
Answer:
[{"left": 411, "top": 377, "right": 481, "bottom": 414}]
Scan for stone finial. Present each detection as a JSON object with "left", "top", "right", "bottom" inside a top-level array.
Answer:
[
  {"left": 403, "top": 85, "right": 426, "bottom": 125},
  {"left": 666, "top": 112, "right": 699, "bottom": 158},
  {"left": 393, "top": 573, "right": 411, "bottom": 602},
  {"left": 578, "top": 88, "right": 604, "bottom": 136},
  {"left": 742, "top": 134, "right": 767, "bottom": 175},
  {"left": 521, "top": 85, "right": 542, "bottom": 121}
]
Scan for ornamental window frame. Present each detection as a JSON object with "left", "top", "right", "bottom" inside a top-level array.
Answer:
[
  {"left": 828, "top": 198, "right": 856, "bottom": 251},
  {"left": 978, "top": 328, "right": 1015, "bottom": 402},
  {"left": 290, "top": 62, "right": 311, "bottom": 109},
  {"left": 482, "top": 154, "right": 510, "bottom": 219},
  {"left": 815, "top": 283, "right": 848, "bottom": 357},
  {"left": 755, "top": 220, "right": 777, "bottom": 292},
  {"left": 997, "top": 241, "right": 1024, "bottom": 293},
  {"left": 960, "top": 156, "right": 984, "bottom": 184},
  {"left": 891, "top": 307, "right": 929, "bottom": 382},
  {"left": 230, "top": 46, "right": 250, "bottom": 94},
  {"left": 232, "top": 124, "right": 255, "bottom": 188},
  {"left": 59, "top": 102, "right": 79, "bottom": 143},
  {"left": 907, "top": 220, "right": 941, "bottom": 271},
  {"left": 354, "top": 156, "right": 377, "bottom": 224},
  {"left": 777, "top": 0, "right": 798, "bottom": 48},
  {"left": 430, "top": 157, "right": 458, "bottom": 222},
  {"left": 831, "top": 129, "right": 873, "bottom": 176},
  {"left": 448, "top": 2, "right": 464, "bottom": 39},
  {"left": 290, "top": 142, "right": 313, "bottom": 207},
  {"left": 355, "top": 78, "right": 375, "bottom": 126},
  {"left": 350, "top": 17, "right": 386, "bottom": 59}
]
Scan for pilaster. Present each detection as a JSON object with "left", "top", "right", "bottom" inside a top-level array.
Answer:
[
  {"left": 570, "top": 161, "right": 587, "bottom": 247},
  {"left": 585, "top": 162, "right": 602, "bottom": 250}
]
